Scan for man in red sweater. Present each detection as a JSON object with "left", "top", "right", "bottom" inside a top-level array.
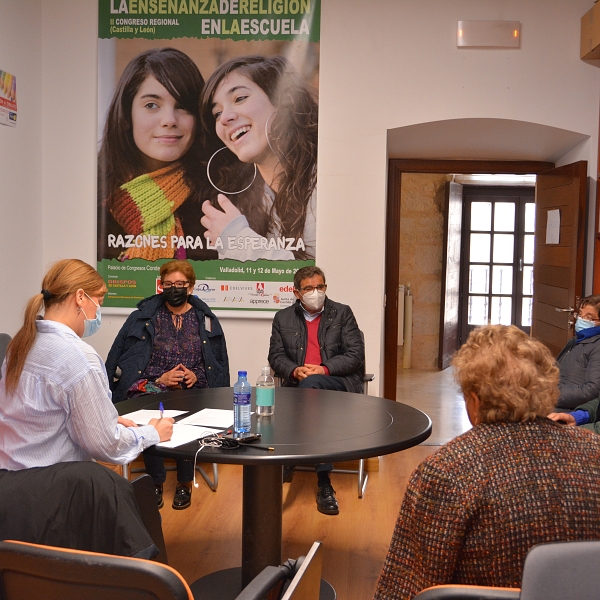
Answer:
[{"left": 268, "top": 266, "right": 365, "bottom": 515}]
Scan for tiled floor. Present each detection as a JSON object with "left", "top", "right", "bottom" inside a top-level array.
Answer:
[{"left": 396, "top": 366, "right": 472, "bottom": 445}]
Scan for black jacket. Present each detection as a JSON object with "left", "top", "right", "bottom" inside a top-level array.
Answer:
[
  {"left": 105, "top": 294, "right": 229, "bottom": 403},
  {"left": 267, "top": 298, "right": 365, "bottom": 393},
  {"left": 556, "top": 333, "right": 600, "bottom": 409}
]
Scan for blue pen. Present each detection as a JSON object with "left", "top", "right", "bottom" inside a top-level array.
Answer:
[{"left": 159, "top": 401, "right": 164, "bottom": 419}]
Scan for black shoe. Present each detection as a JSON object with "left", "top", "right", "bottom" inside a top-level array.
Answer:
[
  {"left": 172, "top": 484, "right": 192, "bottom": 510},
  {"left": 316, "top": 485, "right": 339, "bottom": 515},
  {"left": 154, "top": 484, "right": 164, "bottom": 510},
  {"left": 283, "top": 466, "right": 295, "bottom": 484}
]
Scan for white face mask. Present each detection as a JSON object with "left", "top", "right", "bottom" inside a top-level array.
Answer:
[{"left": 301, "top": 289, "right": 326, "bottom": 311}]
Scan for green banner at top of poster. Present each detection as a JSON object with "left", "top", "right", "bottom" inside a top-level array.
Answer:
[{"left": 98, "top": 0, "right": 320, "bottom": 42}]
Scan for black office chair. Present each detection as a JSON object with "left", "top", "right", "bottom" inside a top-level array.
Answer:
[
  {"left": 316, "top": 371, "right": 374, "bottom": 497},
  {"left": 272, "top": 328, "right": 375, "bottom": 498},
  {"left": 328, "top": 329, "right": 374, "bottom": 497},
  {"left": 413, "top": 540, "right": 600, "bottom": 600},
  {"left": 191, "top": 541, "right": 324, "bottom": 600},
  {"left": 279, "top": 540, "right": 323, "bottom": 600}
]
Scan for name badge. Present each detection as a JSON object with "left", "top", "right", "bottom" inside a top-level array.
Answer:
[{"left": 205, "top": 316, "right": 212, "bottom": 333}]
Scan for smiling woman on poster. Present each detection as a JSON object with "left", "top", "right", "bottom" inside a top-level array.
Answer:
[
  {"left": 200, "top": 55, "right": 318, "bottom": 262},
  {"left": 98, "top": 47, "right": 212, "bottom": 262}
]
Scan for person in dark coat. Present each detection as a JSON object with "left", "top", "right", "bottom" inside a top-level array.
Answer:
[
  {"left": 106, "top": 260, "right": 229, "bottom": 510},
  {"left": 268, "top": 265, "right": 365, "bottom": 515},
  {"left": 554, "top": 295, "right": 600, "bottom": 410}
]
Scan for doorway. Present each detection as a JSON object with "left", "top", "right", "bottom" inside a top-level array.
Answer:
[{"left": 384, "top": 159, "right": 554, "bottom": 400}]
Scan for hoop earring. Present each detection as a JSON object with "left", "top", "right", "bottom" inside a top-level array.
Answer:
[
  {"left": 206, "top": 147, "right": 257, "bottom": 195},
  {"left": 265, "top": 111, "right": 278, "bottom": 156}
]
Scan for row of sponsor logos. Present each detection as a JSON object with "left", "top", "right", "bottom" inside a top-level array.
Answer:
[
  {"left": 197, "top": 282, "right": 295, "bottom": 294},
  {"left": 200, "top": 295, "right": 296, "bottom": 306}
]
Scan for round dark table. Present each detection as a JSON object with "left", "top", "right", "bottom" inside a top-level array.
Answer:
[{"left": 118, "top": 387, "right": 431, "bottom": 598}]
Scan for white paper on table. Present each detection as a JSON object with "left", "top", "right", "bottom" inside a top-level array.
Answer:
[
  {"left": 120, "top": 409, "right": 188, "bottom": 425},
  {"left": 546, "top": 209, "right": 560, "bottom": 244},
  {"left": 157, "top": 425, "right": 222, "bottom": 448},
  {"left": 177, "top": 408, "right": 234, "bottom": 429}
]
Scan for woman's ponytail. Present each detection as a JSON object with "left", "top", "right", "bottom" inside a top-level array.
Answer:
[{"left": 5, "top": 294, "right": 46, "bottom": 394}]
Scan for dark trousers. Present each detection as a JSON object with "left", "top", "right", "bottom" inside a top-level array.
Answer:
[
  {"left": 298, "top": 374, "right": 347, "bottom": 392},
  {"left": 0, "top": 462, "right": 155, "bottom": 558},
  {"left": 143, "top": 453, "right": 194, "bottom": 485},
  {"left": 298, "top": 374, "right": 348, "bottom": 474}
]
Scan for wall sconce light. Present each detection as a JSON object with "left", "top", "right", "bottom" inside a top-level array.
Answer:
[{"left": 457, "top": 20, "right": 521, "bottom": 48}]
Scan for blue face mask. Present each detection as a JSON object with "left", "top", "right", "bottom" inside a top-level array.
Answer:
[
  {"left": 81, "top": 294, "right": 101, "bottom": 337},
  {"left": 575, "top": 317, "right": 596, "bottom": 334}
]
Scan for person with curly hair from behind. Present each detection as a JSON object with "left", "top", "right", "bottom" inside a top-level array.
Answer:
[{"left": 374, "top": 324, "right": 600, "bottom": 600}]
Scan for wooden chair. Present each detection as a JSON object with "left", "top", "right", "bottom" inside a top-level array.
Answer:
[
  {"left": 0, "top": 540, "right": 324, "bottom": 600},
  {"left": 413, "top": 540, "right": 600, "bottom": 600},
  {"left": 0, "top": 540, "right": 193, "bottom": 600}
]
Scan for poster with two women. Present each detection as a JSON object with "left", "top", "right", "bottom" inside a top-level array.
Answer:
[{"left": 97, "top": 0, "right": 320, "bottom": 313}]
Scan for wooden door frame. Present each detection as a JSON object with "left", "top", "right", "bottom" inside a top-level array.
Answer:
[
  {"left": 531, "top": 161, "right": 588, "bottom": 355},
  {"left": 384, "top": 159, "right": 554, "bottom": 401}
]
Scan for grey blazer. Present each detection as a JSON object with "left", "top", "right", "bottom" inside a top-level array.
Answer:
[{"left": 556, "top": 333, "right": 600, "bottom": 409}]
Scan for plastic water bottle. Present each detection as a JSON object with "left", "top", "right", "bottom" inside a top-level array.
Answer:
[
  {"left": 233, "top": 371, "right": 252, "bottom": 433},
  {"left": 256, "top": 366, "right": 275, "bottom": 417}
]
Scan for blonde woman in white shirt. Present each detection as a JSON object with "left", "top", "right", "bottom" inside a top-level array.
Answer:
[{"left": 0, "top": 258, "right": 173, "bottom": 558}]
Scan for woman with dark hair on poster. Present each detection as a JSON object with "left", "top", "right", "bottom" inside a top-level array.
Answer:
[
  {"left": 98, "top": 47, "right": 213, "bottom": 262},
  {"left": 200, "top": 54, "right": 318, "bottom": 262}
]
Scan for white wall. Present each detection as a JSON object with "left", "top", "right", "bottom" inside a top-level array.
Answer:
[
  {"left": 316, "top": 0, "right": 600, "bottom": 388},
  {"left": 3, "top": 0, "right": 599, "bottom": 393},
  {"left": 41, "top": 2, "right": 98, "bottom": 273},
  {"left": 0, "top": 1, "right": 43, "bottom": 335}
]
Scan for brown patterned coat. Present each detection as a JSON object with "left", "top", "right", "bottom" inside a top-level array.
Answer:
[{"left": 374, "top": 418, "right": 600, "bottom": 599}]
